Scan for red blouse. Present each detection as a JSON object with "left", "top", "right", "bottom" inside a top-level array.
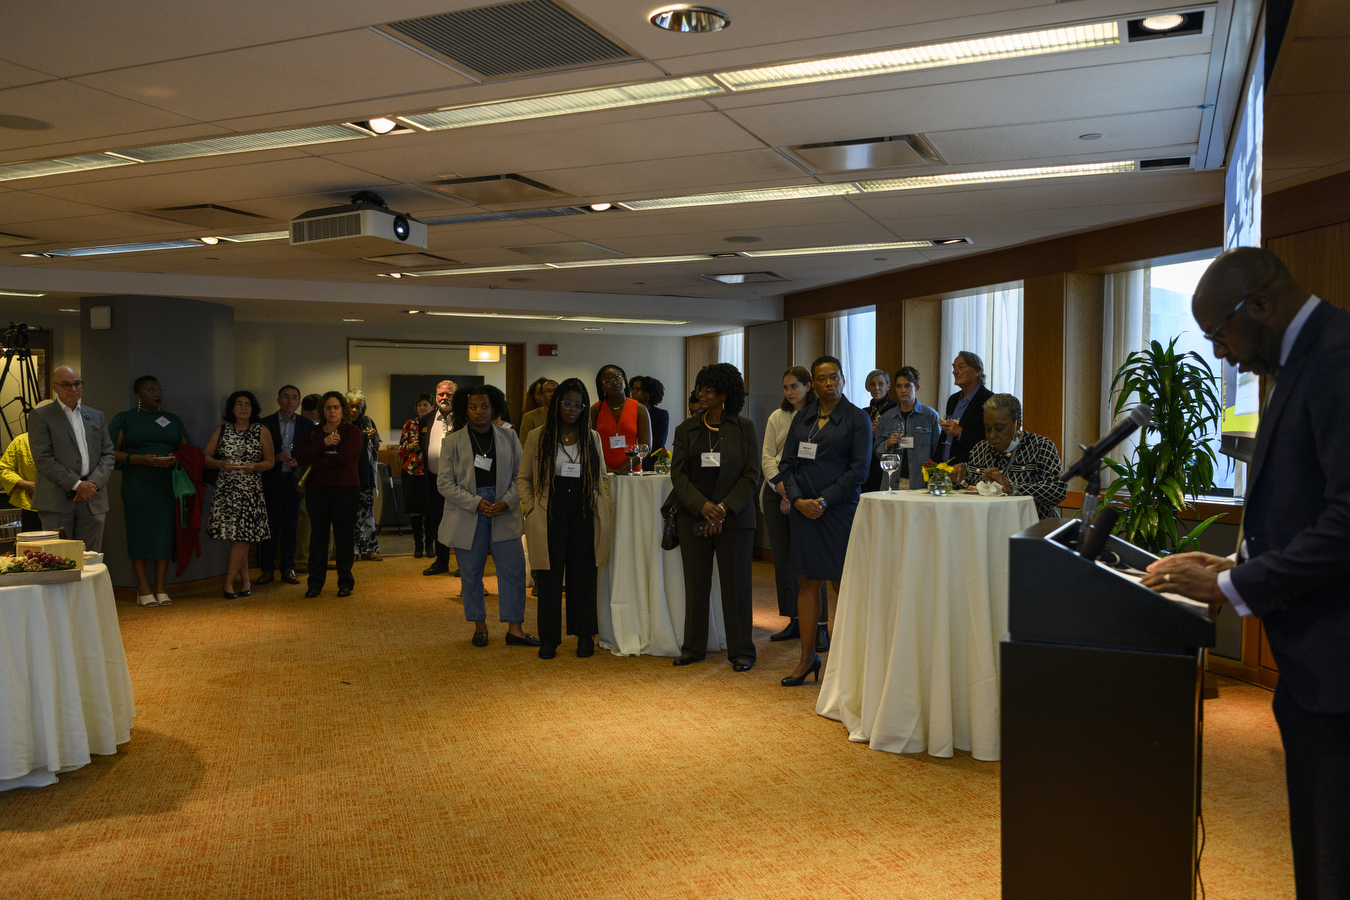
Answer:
[{"left": 593, "top": 398, "right": 640, "bottom": 470}]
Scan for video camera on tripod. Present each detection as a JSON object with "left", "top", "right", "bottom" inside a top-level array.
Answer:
[{"left": 0, "top": 322, "right": 47, "bottom": 441}]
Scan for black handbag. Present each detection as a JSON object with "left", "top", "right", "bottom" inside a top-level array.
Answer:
[{"left": 660, "top": 491, "right": 680, "bottom": 551}]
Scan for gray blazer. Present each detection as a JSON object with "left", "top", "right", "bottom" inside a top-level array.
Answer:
[
  {"left": 873, "top": 401, "right": 941, "bottom": 490},
  {"left": 436, "top": 423, "right": 523, "bottom": 548},
  {"left": 28, "top": 401, "right": 116, "bottom": 515}
]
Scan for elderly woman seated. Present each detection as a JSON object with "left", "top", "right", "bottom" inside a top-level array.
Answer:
[{"left": 952, "top": 393, "right": 1067, "bottom": 518}]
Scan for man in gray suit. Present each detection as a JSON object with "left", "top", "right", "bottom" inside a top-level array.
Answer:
[{"left": 28, "top": 364, "right": 116, "bottom": 550}]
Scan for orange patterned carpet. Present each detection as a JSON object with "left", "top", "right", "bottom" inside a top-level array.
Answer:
[{"left": 0, "top": 559, "right": 1293, "bottom": 899}]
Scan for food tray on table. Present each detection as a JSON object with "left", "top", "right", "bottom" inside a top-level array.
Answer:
[{"left": 0, "top": 568, "right": 82, "bottom": 586}]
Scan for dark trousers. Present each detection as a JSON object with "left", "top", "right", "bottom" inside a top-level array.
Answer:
[
  {"left": 20, "top": 509, "right": 42, "bottom": 532},
  {"left": 676, "top": 515, "right": 756, "bottom": 663},
  {"left": 424, "top": 471, "right": 451, "bottom": 565},
  {"left": 535, "top": 504, "right": 597, "bottom": 647},
  {"left": 306, "top": 486, "right": 358, "bottom": 592},
  {"left": 1273, "top": 682, "right": 1350, "bottom": 900},
  {"left": 259, "top": 474, "right": 300, "bottom": 572},
  {"left": 760, "top": 484, "right": 797, "bottom": 617}
]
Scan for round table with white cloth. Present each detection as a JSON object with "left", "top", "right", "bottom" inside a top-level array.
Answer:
[
  {"left": 0, "top": 564, "right": 135, "bottom": 791},
  {"left": 816, "top": 489, "right": 1038, "bottom": 761},
  {"left": 597, "top": 473, "right": 726, "bottom": 657}
]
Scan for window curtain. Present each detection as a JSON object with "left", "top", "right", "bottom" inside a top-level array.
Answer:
[
  {"left": 939, "top": 286, "right": 1022, "bottom": 403},
  {"left": 825, "top": 310, "right": 876, "bottom": 406},
  {"left": 1100, "top": 269, "right": 1148, "bottom": 479},
  {"left": 717, "top": 330, "right": 744, "bottom": 373}
]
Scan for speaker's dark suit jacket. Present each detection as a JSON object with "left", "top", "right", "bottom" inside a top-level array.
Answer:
[
  {"left": 260, "top": 412, "right": 313, "bottom": 491},
  {"left": 942, "top": 385, "right": 994, "bottom": 464},
  {"left": 1230, "top": 298, "right": 1350, "bottom": 714}
]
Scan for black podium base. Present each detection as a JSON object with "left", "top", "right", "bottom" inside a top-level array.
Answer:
[{"left": 1001, "top": 638, "right": 1203, "bottom": 900}]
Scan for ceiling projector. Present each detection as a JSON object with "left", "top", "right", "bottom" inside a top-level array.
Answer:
[{"left": 289, "top": 190, "right": 428, "bottom": 258}]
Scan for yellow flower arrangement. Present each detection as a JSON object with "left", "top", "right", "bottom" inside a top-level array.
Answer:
[{"left": 921, "top": 459, "right": 956, "bottom": 483}]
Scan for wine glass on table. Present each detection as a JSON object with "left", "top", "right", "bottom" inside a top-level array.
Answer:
[
  {"left": 623, "top": 445, "right": 639, "bottom": 475},
  {"left": 879, "top": 454, "right": 900, "bottom": 495},
  {"left": 633, "top": 443, "right": 650, "bottom": 475}
]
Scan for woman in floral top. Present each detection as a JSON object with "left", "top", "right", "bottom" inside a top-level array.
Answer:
[{"left": 398, "top": 393, "right": 434, "bottom": 557}]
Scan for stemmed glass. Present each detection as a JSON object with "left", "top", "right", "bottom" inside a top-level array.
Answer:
[
  {"left": 624, "top": 446, "right": 639, "bottom": 475},
  {"left": 633, "top": 442, "right": 650, "bottom": 475},
  {"left": 879, "top": 454, "right": 900, "bottom": 494}
]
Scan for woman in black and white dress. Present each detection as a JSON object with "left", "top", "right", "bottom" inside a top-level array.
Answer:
[{"left": 205, "top": 390, "right": 274, "bottom": 598}]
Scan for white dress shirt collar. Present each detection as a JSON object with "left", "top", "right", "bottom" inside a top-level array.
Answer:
[{"left": 1280, "top": 294, "right": 1322, "bottom": 367}]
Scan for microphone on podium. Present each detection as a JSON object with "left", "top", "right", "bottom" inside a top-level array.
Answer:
[
  {"left": 1060, "top": 405, "right": 1152, "bottom": 482},
  {"left": 1078, "top": 507, "right": 1120, "bottom": 562}
]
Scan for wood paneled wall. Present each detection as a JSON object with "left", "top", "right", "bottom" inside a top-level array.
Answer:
[
  {"left": 685, "top": 333, "right": 719, "bottom": 404},
  {"left": 874, "top": 296, "right": 943, "bottom": 410},
  {"left": 1269, "top": 220, "right": 1350, "bottom": 310},
  {"left": 792, "top": 317, "right": 824, "bottom": 367}
]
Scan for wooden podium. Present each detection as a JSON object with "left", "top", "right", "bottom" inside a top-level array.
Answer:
[{"left": 1002, "top": 519, "right": 1216, "bottom": 900}]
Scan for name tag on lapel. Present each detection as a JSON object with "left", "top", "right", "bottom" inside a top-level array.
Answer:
[
  {"left": 798, "top": 441, "right": 818, "bottom": 459},
  {"left": 474, "top": 455, "right": 493, "bottom": 471},
  {"left": 155, "top": 416, "right": 171, "bottom": 428}
]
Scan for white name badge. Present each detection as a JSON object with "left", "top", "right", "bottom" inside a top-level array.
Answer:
[
  {"left": 560, "top": 462, "right": 581, "bottom": 478},
  {"left": 155, "top": 415, "right": 171, "bottom": 428},
  {"left": 900, "top": 436, "right": 915, "bottom": 449},
  {"left": 798, "top": 441, "right": 818, "bottom": 459},
  {"left": 701, "top": 452, "right": 721, "bottom": 467},
  {"left": 473, "top": 455, "right": 493, "bottom": 471},
  {"left": 609, "top": 434, "right": 627, "bottom": 449}
]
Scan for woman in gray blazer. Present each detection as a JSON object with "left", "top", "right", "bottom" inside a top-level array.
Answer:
[
  {"left": 669, "top": 363, "right": 760, "bottom": 671},
  {"left": 436, "top": 385, "right": 538, "bottom": 648}
]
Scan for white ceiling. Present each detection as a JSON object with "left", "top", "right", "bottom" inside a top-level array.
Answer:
[{"left": 0, "top": 0, "right": 1302, "bottom": 331}]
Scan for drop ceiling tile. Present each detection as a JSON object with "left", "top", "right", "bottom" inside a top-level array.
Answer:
[
  {"left": 0, "top": 147, "right": 309, "bottom": 183},
  {"left": 73, "top": 30, "right": 474, "bottom": 123},
  {"left": 30, "top": 157, "right": 397, "bottom": 210},
  {"left": 717, "top": 55, "right": 1212, "bottom": 147},
  {"left": 0, "top": 0, "right": 480, "bottom": 76},
  {"left": 0, "top": 58, "right": 55, "bottom": 90},
  {"left": 1, "top": 212, "right": 203, "bottom": 243},
  {"left": 425, "top": 222, "right": 586, "bottom": 253},
  {"left": 522, "top": 149, "right": 807, "bottom": 199},
  {"left": 0, "top": 192, "right": 120, "bottom": 225},
  {"left": 925, "top": 108, "right": 1203, "bottom": 166},
  {"left": 0, "top": 80, "right": 206, "bottom": 154},
  {"left": 537, "top": 197, "right": 879, "bottom": 241}
]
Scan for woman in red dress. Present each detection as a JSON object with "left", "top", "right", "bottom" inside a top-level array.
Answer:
[{"left": 589, "top": 364, "right": 651, "bottom": 473}]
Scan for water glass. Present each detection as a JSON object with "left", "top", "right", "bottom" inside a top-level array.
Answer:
[{"left": 879, "top": 454, "right": 900, "bottom": 494}]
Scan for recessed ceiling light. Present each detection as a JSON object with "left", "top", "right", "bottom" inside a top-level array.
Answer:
[
  {"left": 548, "top": 254, "right": 710, "bottom": 269},
  {"left": 58, "top": 308, "right": 79, "bottom": 312},
  {"left": 619, "top": 183, "right": 857, "bottom": 211},
  {"left": 857, "top": 161, "right": 1136, "bottom": 192},
  {"left": 410, "top": 264, "right": 552, "bottom": 277},
  {"left": 589, "top": 203, "right": 612, "bottom": 211},
  {"left": 649, "top": 5, "right": 731, "bottom": 33},
  {"left": 1079, "top": 133, "right": 1103, "bottom": 141},
  {"left": 367, "top": 117, "right": 398, "bottom": 134},
  {"left": 934, "top": 238, "right": 970, "bottom": 245},
  {"left": 404, "top": 309, "right": 422, "bottom": 314},
  {"left": 378, "top": 272, "right": 403, "bottom": 278},
  {"left": 0, "top": 289, "right": 45, "bottom": 297},
  {"left": 743, "top": 240, "right": 932, "bottom": 257},
  {"left": 582, "top": 326, "right": 605, "bottom": 331},
  {"left": 715, "top": 22, "right": 1118, "bottom": 91},
  {"left": 1141, "top": 13, "right": 1185, "bottom": 31},
  {"left": 425, "top": 311, "right": 565, "bottom": 320},
  {"left": 198, "top": 236, "right": 220, "bottom": 245},
  {"left": 566, "top": 316, "right": 689, "bottom": 325},
  {"left": 217, "top": 231, "right": 288, "bottom": 243},
  {"left": 343, "top": 318, "right": 364, "bottom": 322},
  {"left": 40, "top": 239, "right": 203, "bottom": 258},
  {"left": 18, "top": 253, "right": 47, "bottom": 258}
]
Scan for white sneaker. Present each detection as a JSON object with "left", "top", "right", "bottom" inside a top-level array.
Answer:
[
  {"left": 155, "top": 593, "right": 173, "bottom": 606},
  {"left": 136, "top": 595, "right": 159, "bottom": 607}
]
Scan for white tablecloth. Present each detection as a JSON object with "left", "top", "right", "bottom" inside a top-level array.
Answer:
[
  {"left": 597, "top": 474, "right": 726, "bottom": 657},
  {"left": 817, "top": 490, "right": 1038, "bottom": 760},
  {"left": 0, "top": 564, "right": 135, "bottom": 790}
]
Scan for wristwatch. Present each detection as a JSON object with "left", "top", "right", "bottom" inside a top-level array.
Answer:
[{"left": 817, "top": 496, "right": 827, "bottom": 509}]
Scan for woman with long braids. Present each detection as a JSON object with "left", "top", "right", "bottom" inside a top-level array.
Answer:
[
  {"left": 517, "top": 377, "right": 612, "bottom": 659},
  {"left": 589, "top": 364, "right": 651, "bottom": 473}
]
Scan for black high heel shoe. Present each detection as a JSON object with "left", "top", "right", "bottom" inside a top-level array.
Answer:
[{"left": 781, "top": 655, "right": 822, "bottom": 687}]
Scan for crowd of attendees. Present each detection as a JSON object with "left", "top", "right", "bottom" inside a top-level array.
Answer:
[{"left": 2, "top": 352, "right": 1067, "bottom": 682}]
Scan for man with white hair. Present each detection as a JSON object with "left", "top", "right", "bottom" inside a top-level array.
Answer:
[{"left": 28, "top": 365, "right": 115, "bottom": 550}]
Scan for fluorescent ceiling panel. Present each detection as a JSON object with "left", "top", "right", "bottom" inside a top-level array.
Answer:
[
  {"left": 105, "top": 125, "right": 366, "bottom": 163},
  {"left": 545, "top": 254, "right": 709, "bottom": 268},
  {"left": 40, "top": 240, "right": 203, "bottom": 257},
  {"left": 715, "top": 22, "right": 1120, "bottom": 90},
  {"left": 410, "top": 264, "right": 552, "bottom": 276},
  {"left": 217, "top": 231, "right": 290, "bottom": 242},
  {"left": 857, "top": 160, "right": 1137, "bottom": 192},
  {"left": 565, "top": 316, "right": 689, "bottom": 324},
  {"left": 401, "top": 76, "right": 723, "bottom": 130},
  {"left": 743, "top": 241, "right": 934, "bottom": 257},
  {"left": 425, "top": 311, "right": 564, "bottom": 319},
  {"left": 0, "top": 289, "right": 46, "bottom": 297},
  {"left": 0, "top": 153, "right": 133, "bottom": 183},
  {"left": 617, "top": 183, "right": 857, "bottom": 211}
]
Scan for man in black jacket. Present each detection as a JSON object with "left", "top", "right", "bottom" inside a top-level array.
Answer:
[
  {"left": 419, "top": 379, "right": 457, "bottom": 575},
  {"left": 258, "top": 385, "right": 312, "bottom": 584},
  {"left": 938, "top": 351, "right": 994, "bottom": 465},
  {"left": 1144, "top": 248, "right": 1350, "bottom": 899}
]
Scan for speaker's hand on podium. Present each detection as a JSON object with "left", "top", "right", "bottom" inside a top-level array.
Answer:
[{"left": 1142, "top": 554, "right": 1228, "bottom": 616}]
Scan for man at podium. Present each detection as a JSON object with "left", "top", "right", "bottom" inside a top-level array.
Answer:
[{"left": 1142, "top": 248, "right": 1350, "bottom": 899}]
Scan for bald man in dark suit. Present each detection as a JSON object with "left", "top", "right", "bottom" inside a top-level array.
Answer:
[{"left": 1144, "top": 248, "right": 1350, "bottom": 899}]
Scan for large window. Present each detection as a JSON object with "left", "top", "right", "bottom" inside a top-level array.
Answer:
[
  {"left": 825, "top": 310, "right": 876, "bottom": 407},
  {"left": 939, "top": 284, "right": 1024, "bottom": 402}
]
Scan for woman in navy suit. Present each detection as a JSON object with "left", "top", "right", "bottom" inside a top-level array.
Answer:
[{"left": 774, "top": 355, "right": 872, "bottom": 686}]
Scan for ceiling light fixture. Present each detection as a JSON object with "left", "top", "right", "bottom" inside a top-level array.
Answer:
[
  {"left": 1141, "top": 13, "right": 1186, "bottom": 31},
  {"left": 216, "top": 231, "right": 289, "bottom": 243},
  {"left": 343, "top": 318, "right": 364, "bottom": 322},
  {"left": 0, "top": 153, "right": 134, "bottom": 183},
  {"left": 198, "top": 236, "right": 220, "bottom": 245},
  {"left": 743, "top": 240, "right": 933, "bottom": 257},
  {"left": 857, "top": 160, "right": 1136, "bottom": 192},
  {"left": 0, "top": 289, "right": 46, "bottom": 297},
  {"left": 934, "top": 238, "right": 970, "bottom": 245},
  {"left": 583, "top": 326, "right": 605, "bottom": 331},
  {"left": 39, "top": 239, "right": 205, "bottom": 258},
  {"left": 589, "top": 203, "right": 612, "bottom": 211},
  {"left": 18, "top": 252, "right": 47, "bottom": 258},
  {"left": 425, "top": 311, "right": 566, "bottom": 320},
  {"left": 547, "top": 254, "right": 710, "bottom": 269},
  {"left": 618, "top": 182, "right": 858, "bottom": 211},
  {"left": 367, "top": 117, "right": 399, "bottom": 134},
  {"left": 104, "top": 125, "right": 365, "bottom": 163},
  {"left": 404, "top": 309, "right": 422, "bottom": 314},
  {"left": 409, "top": 264, "right": 552, "bottom": 277},
  {"left": 469, "top": 344, "right": 502, "bottom": 363},
  {"left": 402, "top": 76, "right": 723, "bottom": 131},
  {"left": 378, "top": 272, "right": 404, "bottom": 278},
  {"left": 58, "top": 308, "right": 79, "bottom": 312},
  {"left": 649, "top": 5, "right": 731, "bottom": 33},
  {"left": 565, "top": 316, "right": 690, "bottom": 325},
  {"left": 714, "top": 22, "right": 1119, "bottom": 91}
]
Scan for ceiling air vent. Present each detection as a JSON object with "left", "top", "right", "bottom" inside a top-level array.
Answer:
[
  {"left": 143, "top": 204, "right": 271, "bottom": 228},
  {"left": 701, "top": 272, "right": 790, "bottom": 285},
  {"left": 1139, "top": 157, "right": 1192, "bottom": 170},
  {"left": 425, "top": 174, "right": 569, "bottom": 205},
  {"left": 383, "top": 0, "right": 636, "bottom": 80},
  {"left": 785, "top": 134, "right": 945, "bottom": 173}
]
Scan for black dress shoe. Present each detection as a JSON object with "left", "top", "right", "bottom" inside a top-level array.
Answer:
[
  {"left": 423, "top": 561, "right": 449, "bottom": 576},
  {"left": 222, "top": 590, "right": 237, "bottom": 599},
  {"left": 304, "top": 590, "right": 320, "bottom": 598},
  {"left": 815, "top": 623, "right": 831, "bottom": 653},
  {"left": 505, "top": 632, "right": 541, "bottom": 647},
  {"left": 413, "top": 547, "right": 424, "bottom": 559},
  {"left": 673, "top": 655, "right": 703, "bottom": 666},
  {"left": 337, "top": 588, "right": 352, "bottom": 598},
  {"left": 471, "top": 631, "right": 489, "bottom": 647},
  {"left": 239, "top": 587, "right": 252, "bottom": 597},
  {"left": 769, "top": 619, "right": 800, "bottom": 641},
  {"left": 539, "top": 644, "right": 557, "bottom": 659},
  {"left": 280, "top": 570, "right": 300, "bottom": 585},
  {"left": 576, "top": 635, "right": 595, "bottom": 658},
  {"left": 255, "top": 571, "right": 274, "bottom": 585},
  {"left": 732, "top": 659, "right": 755, "bottom": 672}
]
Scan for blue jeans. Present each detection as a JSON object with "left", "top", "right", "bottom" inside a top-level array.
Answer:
[{"left": 457, "top": 486, "right": 527, "bottom": 623}]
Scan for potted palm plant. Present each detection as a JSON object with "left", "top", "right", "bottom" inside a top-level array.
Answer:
[{"left": 1102, "top": 337, "right": 1224, "bottom": 554}]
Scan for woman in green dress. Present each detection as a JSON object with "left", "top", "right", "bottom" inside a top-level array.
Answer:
[{"left": 110, "top": 375, "right": 190, "bottom": 608}]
